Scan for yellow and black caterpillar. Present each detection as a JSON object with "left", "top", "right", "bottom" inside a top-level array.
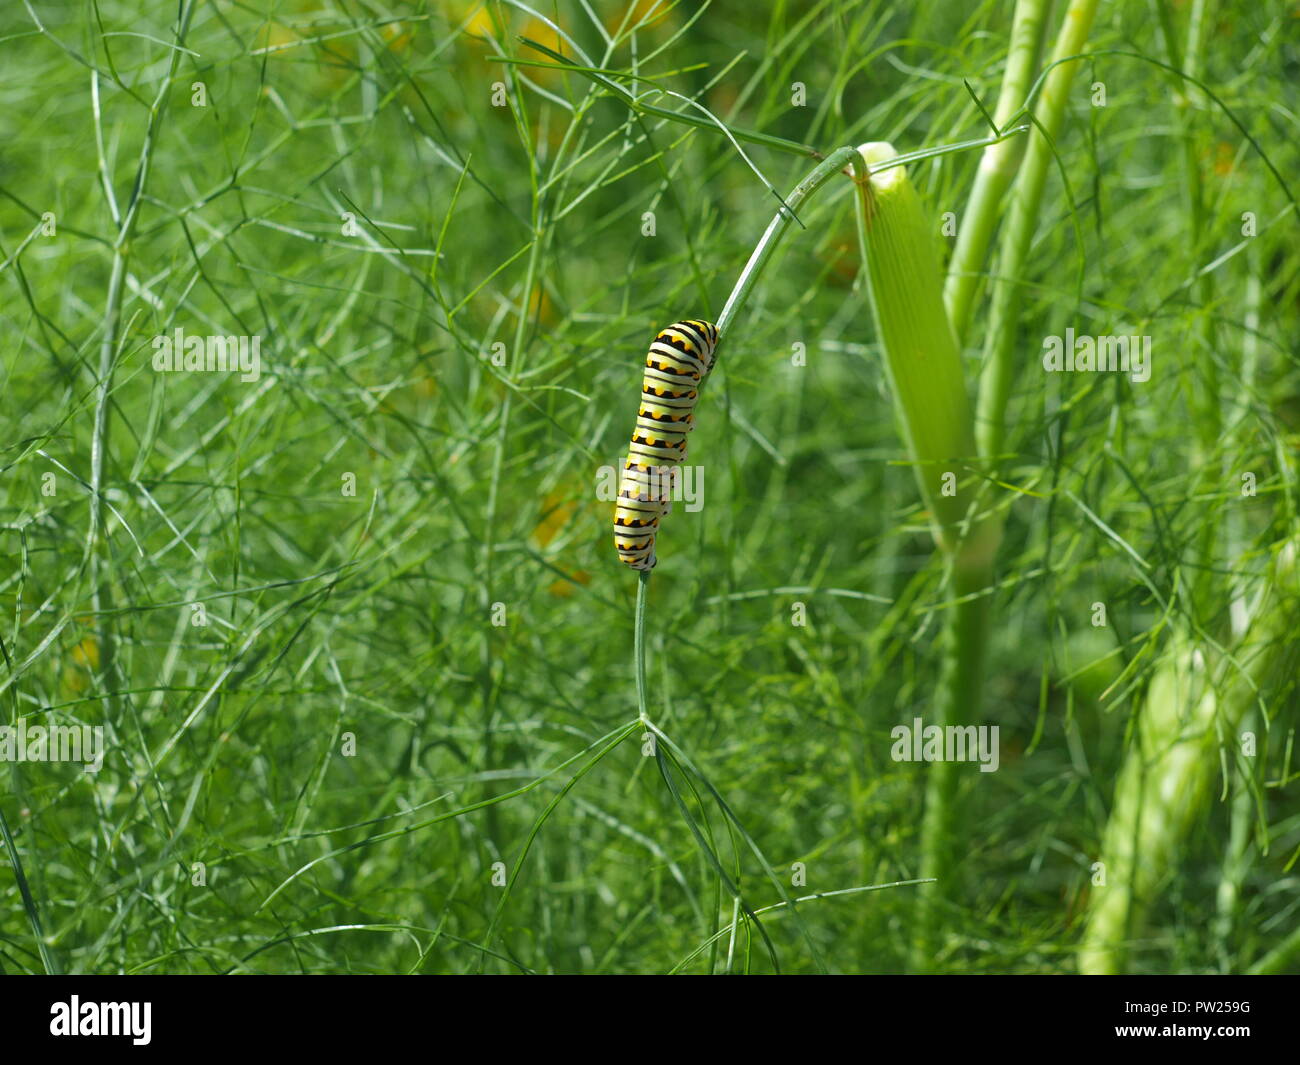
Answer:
[{"left": 614, "top": 319, "right": 720, "bottom": 571}]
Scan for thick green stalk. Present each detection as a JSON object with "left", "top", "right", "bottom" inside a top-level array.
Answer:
[
  {"left": 1079, "top": 542, "right": 1300, "bottom": 974},
  {"left": 975, "top": 0, "right": 1101, "bottom": 462},
  {"left": 854, "top": 143, "right": 981, "bottom": 554},
  {"left": 945, "top": 0, "right": 1050, "bottom": 344},
  {"left": 913, "top": 560, "right": 991, "bottom": 963},
  {"left": 853, "top": 143, "right": 1001, "bottom": 968}
]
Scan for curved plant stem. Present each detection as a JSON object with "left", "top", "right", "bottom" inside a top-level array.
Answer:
[
  {"left": 715, "top": 146, "right": 865, "bottom": 337},
  {"left": 714, "top": 131, "right": 1033, "bottom": 346}
]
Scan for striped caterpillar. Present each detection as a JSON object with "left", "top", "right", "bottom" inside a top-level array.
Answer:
[{"left": 614, "top": 319, "right": 719, "bottom": 571}]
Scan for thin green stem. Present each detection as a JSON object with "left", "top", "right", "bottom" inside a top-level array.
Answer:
[
  {"left": 0, "top": 806, "right": 56, "bottom": 974},
  {"left": 635, "top": 571, "right": 650, "bottom": 723},
  {"left": 1215, "top": 254, "right": 1263, "bottom": 966}
]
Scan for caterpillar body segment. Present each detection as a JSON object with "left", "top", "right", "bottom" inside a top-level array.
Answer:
[{"left": 614, "top": 319, "right": 719, "bottom": 571}]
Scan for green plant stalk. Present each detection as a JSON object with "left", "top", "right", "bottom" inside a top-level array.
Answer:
[
  {"left": 1083, "top": 0, "right": 1260, "bottom": 976},
  {"left": 1158, "top": 0, "right": 1222, "bottom": 618},
  {"left": 913, "top": 561, "right": 992, "bottom": 959},
  {"left": 854, "top": 143, "right": 980, "bottom": 553},
  {"left": 945, "top": 0, "right": 1050, "bottom": 345},
  {"left": 479, "top": 0, "right": 546, "bottom": 857},
  {"left": 1079, "top": 542, "right": 1300, "bottom": 975},
  {"left": 975, "top": 0, "right": 1101, "bottom": 462},
  {"left": 853, "top": 143, "right": 1002, "bottom": 967}
]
